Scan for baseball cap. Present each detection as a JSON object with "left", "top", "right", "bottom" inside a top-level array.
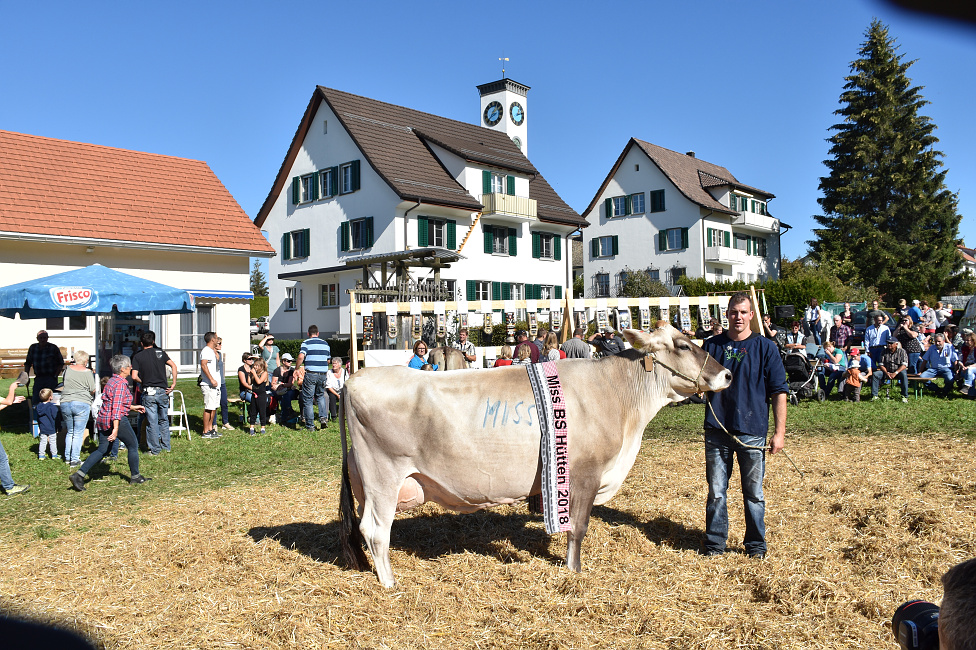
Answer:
[
  {"left": 850, "top": 347, "right": 860, "bottom": 355},
  {"left": 281, "top": 352, "right": 294, "bottom": 361},
  {"left": 602, "top": 327, "right": 614, "bottom": 334}
]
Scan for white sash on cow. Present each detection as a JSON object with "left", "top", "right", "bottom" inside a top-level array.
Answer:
[{"left": 526, "top": 361, "right": 571, "bottom": 534}]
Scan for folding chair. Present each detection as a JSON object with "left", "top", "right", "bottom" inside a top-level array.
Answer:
[{"left": 168, "top": 390, "right": 190, "bottom": 441}]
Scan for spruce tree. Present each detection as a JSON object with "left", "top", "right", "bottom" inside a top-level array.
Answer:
[
  {"left": 250, "top": 260, "right": 268, "bottom": 296},
  {"left": 810, "top": 19, "right": 961, "bottom": 301}
]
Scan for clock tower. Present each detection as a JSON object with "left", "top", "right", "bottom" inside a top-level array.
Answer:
[{"left": 477, "top": 78, "right": 530, "bottom": 157}]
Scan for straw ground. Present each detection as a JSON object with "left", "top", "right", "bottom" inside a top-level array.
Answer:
[{"left": 1, "top": 381, "right": 974, "bottom": 648}]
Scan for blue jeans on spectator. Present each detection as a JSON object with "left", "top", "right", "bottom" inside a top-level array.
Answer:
[
  {"left": 0, "top": 440, "right": 14, "bottom": 491},
  {"left": 142, "top": 390, "right": 171, "bottom": 453},
  {"left": 60, "top": 400, "right": 91, "bottom": 463},
  {"left": 301, "top": 371, "right": 328, "bottom": 430},
  {"left": 907, "top": 352, "right": 920, "bottom": 374},
  {"left": 871, "top": 369, "right": 908, "bottom": 398},
  {"left": 825, "top": 369, "right": 846, "bottom": 395},
  {"left": 79, "top": 417, "right": 140, "bottom": 478},
  {"left": 807, "top": 321, "right": 821, "bottom": 345},
  {"left": 868, "top": 346, "right": 884, "bottom": 367},
  {"left": 959, "top": 366, "right": 976, "bottom": 389},
  {"left": 919, "top": 367, "right": 954, "bottom": 395},
  {"left": 704, "top": 430, "right": 767, "bottom": 556}
]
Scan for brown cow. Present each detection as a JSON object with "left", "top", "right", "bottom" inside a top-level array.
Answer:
[
  {"left": 427, "top": 346, "right": 468, "bottom": 371},
  {"left": 339, "top": 324, "right": 731, "bottom": 587}
]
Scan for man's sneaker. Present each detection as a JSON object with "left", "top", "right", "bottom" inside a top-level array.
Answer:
[
  {"left": 69, "top": 460, "right": 81, "bottom": 468},
  {"left": 249, "top": 427, "right": 256, "bottom": 436},
  {"left": 748, "top": 551, "right": 767, "bottom": 560},
  {"left": 902, "top": 397, "right": 908, "bottom": 403},
  {"left": 129, "top": 474, "right": 152, "bottom": 485},
  {"left": 260, "top": 426, "right": 266, "bottom": 434},
  {"left": 320, "top": 419, "right": 329, "bottom": 429},
  {"left": 148, "top": 451, "right": 160, "bottom": 456},
  {"left": 4, "top": 484, "right": 30, "bottom": 496},
  {"left": 221, "top": 422, "right": 234, "bottom": 430},
  {"left": 701, "top": 549, "right": 724, "bottom": 557},
  {"left": 69, "top": 472, "right": 86, "bottom": 492},
  {"left": 870, "top": 396, "right": 879, "bottom": 401},
  {"left": 214, "top": 428, "right": 223, "bottom": 437},
  {"left": 201, "top": 430, "right": 218, "bottom": 439},
  {"left": 268, "top": 414, "right": 276, "bottom": 424}
]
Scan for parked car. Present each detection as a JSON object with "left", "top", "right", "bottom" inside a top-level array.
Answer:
[
  {"left": 250, "top": 318, "right": 259, "bottom": 335},
  {"left": 850, "top": 309, "right": 896, "bottom": 346},
  {"left": 257, "top": 317, "right": 270, "bottom": 334}
]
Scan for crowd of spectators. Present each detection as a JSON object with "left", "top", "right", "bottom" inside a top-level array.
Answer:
[{"left": 766, "top": 298, "right": 971, "bottom": 401}]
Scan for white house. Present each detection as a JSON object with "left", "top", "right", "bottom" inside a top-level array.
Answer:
[
  {"left": 581, "top": 139, "right": 786, "bottom": 296},
  {"left": 254, "top": 79, "right": 586, "bottom": 340},
  {"left": 0, "top": 130, "right": 275, "bottom": 373}
]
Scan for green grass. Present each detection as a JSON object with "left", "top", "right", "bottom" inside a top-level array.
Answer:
[{"left": 2, "top": 375, "right": 974, "bottom": 540}]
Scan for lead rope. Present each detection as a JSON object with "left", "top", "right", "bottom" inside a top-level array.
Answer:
[{"left": 648, "top": 352, "right": 804, "bottom": 480}]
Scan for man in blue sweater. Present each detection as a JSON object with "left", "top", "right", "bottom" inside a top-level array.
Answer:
[{"left": 701, "top": 292, "right": 789, "bottom": 558}]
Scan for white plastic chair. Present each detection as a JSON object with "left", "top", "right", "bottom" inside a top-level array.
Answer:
[{"left": 168, "top": 390, "right": 190, "bottom": 441}]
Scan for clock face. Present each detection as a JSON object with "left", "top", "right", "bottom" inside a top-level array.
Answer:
[
  {"left": 512, "top": 136, "right": 522, "bottom": 150},
  {"left": 510, "top": 102, "right": 525, "bottom": 126},
  {"left": 484, "top": 101, "right": 503, "bottom": 127}
]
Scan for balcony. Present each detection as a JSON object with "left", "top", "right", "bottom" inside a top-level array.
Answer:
[
  {"left": 480, "top": 193, "right": 537, "bottom": 223},
  {"left": 705, "top": 246, "right": 746, "bottom": 265},
  {"left": 732, "top": 211, "right": 779, "bottom": 233}
]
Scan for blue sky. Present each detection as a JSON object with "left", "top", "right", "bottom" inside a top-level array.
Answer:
[{"left": 3, "top": 0, "right": 974, "bottom": 271}]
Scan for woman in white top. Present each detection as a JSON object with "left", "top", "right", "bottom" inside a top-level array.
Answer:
[{"left": 325, "top": 357, "right": 348, "bottom": 422}]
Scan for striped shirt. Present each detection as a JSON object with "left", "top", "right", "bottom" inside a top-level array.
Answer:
[
  {"left": 300, "top": 336, "right": 332, "bottom": 373},
  {"left": 96, "top": 374, "right": 133, "bottom": 431}
]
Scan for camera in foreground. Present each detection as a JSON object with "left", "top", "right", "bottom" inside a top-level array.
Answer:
[{"left": 892, "top": 600, "right": 940, "bottom": 650}]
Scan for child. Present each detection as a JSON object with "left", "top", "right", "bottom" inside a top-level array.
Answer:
[
  {"left": 844, "top": 350, "right": 864, "bottom": 402},
  {"left": 36, "top": 388, "right": 60, "bottom": 460}
]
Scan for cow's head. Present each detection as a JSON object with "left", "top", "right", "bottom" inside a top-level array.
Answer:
[{"left": 623, "top": 323, "right": 731, "bottom": 398}]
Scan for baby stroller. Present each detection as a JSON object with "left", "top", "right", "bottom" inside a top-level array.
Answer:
[{"left": 783, "top": 351, "right": 825, "bottom": 404}]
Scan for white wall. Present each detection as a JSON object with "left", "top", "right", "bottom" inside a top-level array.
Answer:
[{"left": 0, "top": 241, "right": 253, "bottom": 375}]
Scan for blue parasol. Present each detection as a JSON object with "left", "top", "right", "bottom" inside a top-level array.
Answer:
[{"left": 0, "top": 264, "right": 195, "bottom": 319}]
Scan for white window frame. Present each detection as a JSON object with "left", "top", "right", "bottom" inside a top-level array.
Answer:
[
  {"left": 597, "top": 236, "right": 614, "bottom": 258},
  {"left": 319, "top": 168, "right": 334, "bottom": 198},
  {"left": 491, "top": 226, "right": 509, "bottom": 255},
  {"left": 540, "top": 232, "right": 554, "bottom": 260},
  {"left": 289, "top": 229, "right": 309, "bottom": 259},
  {"left": 595, "top": 273, "right": 610, "bottom": 297},
  {"left": 430, "top": 219, "right": 445, "bottom": 248},
  {"left": 490, "top": 173, "right": 505, "bottom": 194},
  {"left": 539, "top": 285, "right": 553, "bottom": 300},
  {"left": 300, "top": 174, "right": 315, "bottom": 202},
  {"left": 350, "top": 218, "right": 368, "bottom": 250},
  {"left": 340, "top": 163, "right": 354, "bottom": 194},
  {"left": 474, "top": 280, "right": 490, "bottom": 301},
  {"left": 612, "top": 196, "right": 628, "bottom": 218},
  {"left": 285, "top": 286, "right": 297, "bottom": 311},
  {"left": 631, "top": 192, "right": 645, "bottom": 214},
  {"left": 666, "top": 229, "right": 683, "bottom": 251},
  {"left": 320, "top": 283, "right": 338, "bottom": 308}
]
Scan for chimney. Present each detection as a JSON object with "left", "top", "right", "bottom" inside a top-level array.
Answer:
[{"left": 685, "top": 151, "right": 696, "bottom": 158}]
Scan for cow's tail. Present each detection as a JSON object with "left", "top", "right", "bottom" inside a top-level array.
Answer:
[{"left": 338, "top": 386, "right": 369, "bottom": 570}]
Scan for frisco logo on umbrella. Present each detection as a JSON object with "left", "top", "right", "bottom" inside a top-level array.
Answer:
[{"left": 49, "top": 286, "right": 98, "bottom": 310}]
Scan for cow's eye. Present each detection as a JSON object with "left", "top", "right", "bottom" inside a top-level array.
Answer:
[{"left": 677, "top": 342, "right": 691, "bottom": 351}]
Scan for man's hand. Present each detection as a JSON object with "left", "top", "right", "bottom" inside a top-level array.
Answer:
[
  {"left": 210, "top": 378, "right": 218, "bottom": 388},
  {"left": 131, "top": 405, "right": 146, "bottom": 414},
  {"left": 166, "top": 385, "right": 176, "bottom": 395},
  {"left": 769, "top": 431, "right": 786, "bottom": 455},
  {"left": 108, "top": 428, "right": 118, "bottom": 442}
]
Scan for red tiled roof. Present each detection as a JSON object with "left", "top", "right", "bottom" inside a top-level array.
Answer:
[
  {"left": 255, "top": 86, "right": 585, "bottom": 228},
  {"left": 0, "top": 130, "right": 274, "bottom": 254}
]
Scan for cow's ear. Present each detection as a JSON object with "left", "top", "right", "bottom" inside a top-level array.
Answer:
[{"left": 623, "top": 328, "right": 667, "bottom": 353}]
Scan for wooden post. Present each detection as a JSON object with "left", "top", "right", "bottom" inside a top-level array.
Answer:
[
  {"left": 349, "top": 290, "right": 360, "bottom": 373},
  {"left": 749, "top": 285, "right": 763, "bottom": 335}
]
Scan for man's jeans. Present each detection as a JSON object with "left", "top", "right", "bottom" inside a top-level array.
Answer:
[
  {"left": 142, "top": 390, "right": 171, "bottom": 453},
  {"left": 704, "top": 430, "right": 767, "bottom": 555},
  {"left": 301, "top": 371, "right": 328, "bottom": 429},
  {"left": 871, "top": 369, "right": 908, "bottom": 398},
  {"left": 0, "top": 440, "right": 14, "bottom": 491},
  {"left": 919, "top": 367, "right": 954, "bottom": 395},
  {"left": 60, "top": 400, "right": 91, "bottom": 463}
]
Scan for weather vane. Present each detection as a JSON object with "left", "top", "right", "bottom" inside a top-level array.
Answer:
[{"left": 499, "top": 56, "right": 509, "bottom": 78}]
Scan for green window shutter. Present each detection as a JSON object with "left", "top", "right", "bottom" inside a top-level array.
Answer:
[
  {"left": 501, "top": 282, "right": 511, "bottom": 301},
  {"left": 329, "top": 166, "right": 338, "bottom": 196},
  {"left": 484, "top": 225, "right": 493, "bottom": 254},
  {"left": 747, "top": 237, "right": 753, "bottom": 255},
  {"left": 340, "top": 222, "right": 350, "bottom": 252},
  {"left": 605, "top": 197, "right": 613, "bottom": 219},
  {"left": 350, "top": 160, "right": 361, "bottom": 191},
  {"left": 492, "top": 281, "right": 501, "bottom": 301},
  {"left": 554, "top": 285, "right": 562, "bottom": 299},
  {"left": 592, "top": 238, "right": 599, "bottom": 258},
  {"left": 681, "top": 228, "right": 689, "bottom": 249},
  {"left": 659, "top": 190, "right": 666, "bottom": 212},
  {"left": 282, "top": 232, "right": 291, "bottom": 261},
  {"left": 302, "top": 228, "right": 311, "bottom": 257},
  {"left": 310, "top": 172, "right": 319, "bottom": 201},
  {"left": 532, "top": 232, "right": 541, "bottom": 259},
  {"left": 554, "top": 234, "right": 561, "bottom": 261},
  {"left": 364, "top": 217, "right": 374, "bottom": 248},
  {"left": 292, "top": 177, "right": 300, "bottom": 204},
  {"left": 624, "top": 195, "right": 632, "bottom": 216},
  {"left": 508, "top": 228, "right": 517, "bottom": 256},
  {"left": 482, "top": 170, "right": 491, "bottom": 194},
  {"left": 418, "top": 216, "right": 429, "bottom": 247},
  {"left": 651, "top": 189, "right": 665, "bottom": 212},
  {"left": 466, "top": 280, "right": 476, "bottom": 301},
  {"left": 659, "top": 231, "right": 667, "bottom": 252},
  {"left": 730, "top": 195, "right": 737, "bottom": 211},
  {"left": 446, "top": 220, "right": 456, "bottom": 249},
  {"left": 506, "top": 175, "right": 515, "bottom": 196},
  {"left": 707, "top": 228, "right": 713, "bottom": 247},
  {"left": 612, "top": 235, "right": 619, "bottom": 256}
]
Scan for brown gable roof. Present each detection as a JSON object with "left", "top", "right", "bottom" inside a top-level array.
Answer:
[
  {"left": 582, "top": 138, "right": 774, "bottom": 218},
  {"left": 0, "top": 130, "right": 274, "bottom": 255},
  {"left": 255, "top": 86, "right": 584, "bottom": 228}
]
